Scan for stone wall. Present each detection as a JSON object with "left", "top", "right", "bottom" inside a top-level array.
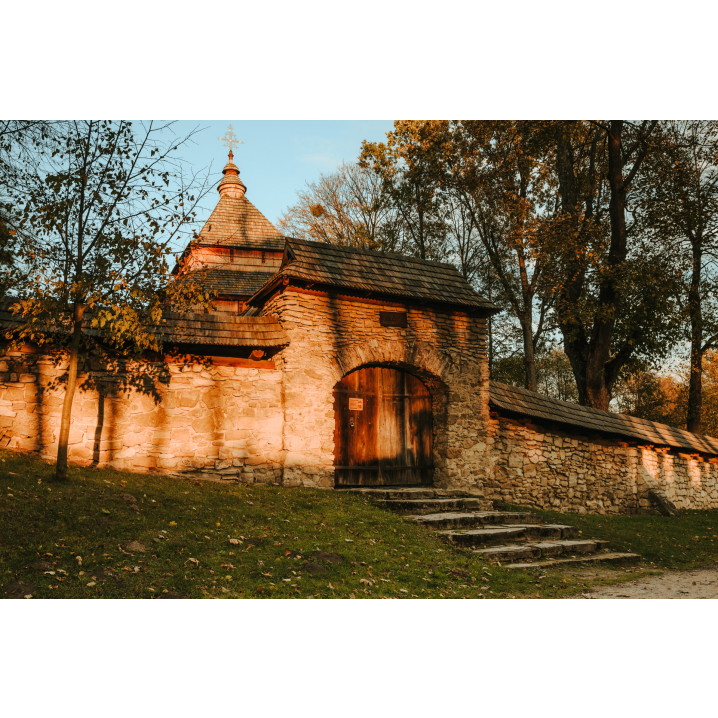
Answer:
[
  {"left": 261, "top": 288, "right": 490, "bottom": 490},
  {"left": 0, "top": 350, "right": 284, "bottom": 484},
  {"left": 483, "top": 413, "right": 718, "bottom": 514},
  {"left": 0, "top": 289, "right": 490, "bottom": 491}
]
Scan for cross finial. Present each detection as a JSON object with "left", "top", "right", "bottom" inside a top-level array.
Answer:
[{"left": 218, "top": 124, "right": 243, "bottom": 160}]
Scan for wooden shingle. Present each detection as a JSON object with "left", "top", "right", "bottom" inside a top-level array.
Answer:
[
  {"left": 195, "top": 194, "right": 285, "bottom": 250},
  {"left": 253, "top": 238, "right": 499, "bottom": 311},
  {"left": 489, "top": 381, "right": 718, "bottom": 456},
  {"left": 0, "top": 302, "right": 288, "bottom": 349}
]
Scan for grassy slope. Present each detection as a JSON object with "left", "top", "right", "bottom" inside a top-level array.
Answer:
[
  {"left": 518, "top": 505, "right": 718, "bottom": 571},
  {"left": 2, "top": 449, "right": 717, "bottom": 599}
]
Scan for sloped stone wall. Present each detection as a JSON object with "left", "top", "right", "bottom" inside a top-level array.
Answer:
[
  {"left": 0, "top": 350, "right": 284, "bottom": 484},
  {"left": 483, "top": 413, "right": 718, "bottom": 514},
  {"left": 261, "top": 288, "right": 490, "bottom": 490}
]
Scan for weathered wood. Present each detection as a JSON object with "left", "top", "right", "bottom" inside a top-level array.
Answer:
[
  {"left": 333, "top": 367, "right": 433, "bottom": 487},
  {"left": 163, "top": 354, "right": 276, "bottom": 369},
  {"left": 379, "top": 311, "right": 408, "bottom": 327}
]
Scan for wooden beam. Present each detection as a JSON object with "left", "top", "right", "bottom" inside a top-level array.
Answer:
[{"left": 163, "top": 354, "right": 276, "bottom": 369}]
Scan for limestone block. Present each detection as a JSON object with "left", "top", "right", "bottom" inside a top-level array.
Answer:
[
  {"left": 129, "top": 411, "right": 163, "bottom": 429},
  {"left": 2, "top": 387, "right": 25, "bottom": 402},
  {"left": 170, "top": 428, "right": 191, "bottom": 442},
  {"left": 123, "top": 431, "right": 150, "bottom": 447},
  {"left": 192, "top": 376, "right": 214, "bottom": 387},
  {"left": 69, "top": 444, "right": 93, "bottom": 461},
  {"left": 132, "top": 456, "right": 158, "bottom": 468},
  {"left": 68, "top": 428, "right": 85, "bottom": 445}
]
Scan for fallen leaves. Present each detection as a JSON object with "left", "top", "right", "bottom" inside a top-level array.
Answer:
[{"left": 169, "top": 521, "right": 177, "bottom": 527}]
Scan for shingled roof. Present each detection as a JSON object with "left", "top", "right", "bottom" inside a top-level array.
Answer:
[
  {"left": 252, "top": 238, "right": 498, "bottom": 311},
  {"left": 194, "top": 194, "right": 285, "bottom": 251},
  {"left": 0, "top": 302, "right": 288, "bottom": 349},
  {"left": 489, "top": 380, "right": 718, "bottom": 456},
  {"left": 153, "top": 312, "right": 288, "bottom": 347},
  {"left": 191, "top": 269, "right": 277, "bottom": 297}
]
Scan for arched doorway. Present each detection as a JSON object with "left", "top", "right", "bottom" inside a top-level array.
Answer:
[{"left": 333, "top": 366, "right": 433, "bottom": 487}]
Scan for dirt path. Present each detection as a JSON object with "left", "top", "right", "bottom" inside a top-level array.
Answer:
[{"left": 571, "top": 563, "right": 718, "bottom": 599}]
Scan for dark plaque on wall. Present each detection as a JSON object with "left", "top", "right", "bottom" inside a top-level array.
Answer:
[{"left": 379, "top": 311, "right": 407, "bottom": 328}]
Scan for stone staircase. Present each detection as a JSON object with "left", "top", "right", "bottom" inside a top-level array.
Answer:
[{"left": 347, "top": 487, "right": 641, "bottom": 569}]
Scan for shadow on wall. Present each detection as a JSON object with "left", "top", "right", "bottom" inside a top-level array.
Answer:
[
  {"left": 332, "top": 366, "right": 434, "bottom": 486},
  {"left": 323, "top": 293, "right": 470, "bottom": 486},
  {"left": 0, "top": 348, "right": 169, "bottom": 466}
]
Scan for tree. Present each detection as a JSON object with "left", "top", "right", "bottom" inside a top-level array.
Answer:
[
  {"left": 639, "top": 121, "right": 718, "bottom": 433},
  {"left": 611, "top": 361, "right": 683, "bottom": 425},
  {"left": 444, "top": 121, "right": 554, "bottom": 391},
  {"left": 0, "top": 122, "right": 57, "bottom": 299},
  {"left": 7, "top": 121, "right": 214, "bottom": 481},
  {"left": 700, "top": 350, "right": 718, "bottom": 437},
  {"left": 537, "top": 349, "right": 579, "bottom": 403},
  {"left": 278, "top": 161, "right": 400, "bottom": 251},
  {"left": 360, "top": 121, "right": 450, "bottom": 261},
  {"left": 545, "top": 120, "right": 682, "bottom": 410}
]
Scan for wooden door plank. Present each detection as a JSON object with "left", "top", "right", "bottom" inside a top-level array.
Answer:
[{"left": 334, "top": 367, "right": 433, "bottom": 487}]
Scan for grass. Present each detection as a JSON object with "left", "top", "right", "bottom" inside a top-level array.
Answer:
[
  {"left": 514, "top": 504, "right": 718, "bottom": 571},
  {"left": 2, "top": 449, "right": 717, "bottom": 599}
]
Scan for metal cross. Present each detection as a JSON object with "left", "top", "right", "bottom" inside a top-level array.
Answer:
[{"left": 218, "top": 124, "right": 243, "bottom": 155}]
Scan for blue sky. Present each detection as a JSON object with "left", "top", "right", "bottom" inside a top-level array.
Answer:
[{"left": 164, "top": 120, "right": 394, "bottom": 226}]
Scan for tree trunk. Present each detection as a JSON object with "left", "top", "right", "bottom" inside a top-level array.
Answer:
[
  {"left": 686, "top": 240, "right": 704, "bottom": 433},
  {"left": 687, "top": 347, "right": 703, "bottom": 433},
  {"left": 581, "top": 121, "right": 627, "bottom": 411},
  {"left": 519, "top": 314, "right": 537, "bottom": 391},
  {"left": 54, "top": 303, "right": 84, "bottom": 481}
]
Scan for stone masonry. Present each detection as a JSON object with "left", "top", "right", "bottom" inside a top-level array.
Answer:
[
  {"left": 0, "top": 289, "right": 491, "bottom": 492},
  {"left": 0, "top": 352, "right": 284, "bottom": 484},
  {"left": 482, "top": 413, "right": 718, "bottom": 514},
  {"left": 261, "top": 288, "right": 490, "bottom": 490}
]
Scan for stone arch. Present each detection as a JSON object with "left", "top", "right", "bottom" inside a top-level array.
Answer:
[{"left": 331, "top": 340, "right": 454, "bottom": 388}]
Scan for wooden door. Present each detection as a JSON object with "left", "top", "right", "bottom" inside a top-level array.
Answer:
[{"left": 333, "top": 367, "right": 433, "bottom": 486}]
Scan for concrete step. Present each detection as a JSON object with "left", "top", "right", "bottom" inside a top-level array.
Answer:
[
  {"left": 474, "top": 539, "right": 610, "bottom": 563},
  {"left": 505, "top": 552, "right": 642, "bottom": 569},
  {"left": 440, "top": 523, "right": 578, "bottom": 546},
  {"left": 411, "top": 511, "right": 542, "bottom": 530}
]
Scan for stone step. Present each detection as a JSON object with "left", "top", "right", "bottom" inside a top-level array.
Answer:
[
  {"left": 381, "top": 498, "right": 486, "bottom": 514},
  {"left": 345, "top": 487, "right": 438, "bottom": 500},
  {"left": 474, "top": 539, "right": 610, "bottom": 563},
  {"left": 343, "top": 487, "right": 485, "bottom": 502},
  {"left": 439, "top": 524, "right": 578, "bottom": 546},
  {"left": 410, "top": 511, "right": 542, "bottom": 530},
  {"left": 504, "top": 552, "right": 642, "bottom": 569}
]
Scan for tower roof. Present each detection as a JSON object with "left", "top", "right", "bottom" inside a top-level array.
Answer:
[{"left": 193, "top": 151, "right": 285, "bottom": 251}]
